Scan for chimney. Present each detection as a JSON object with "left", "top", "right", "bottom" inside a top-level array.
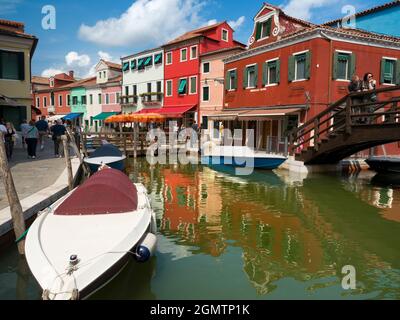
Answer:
[{"left": 69, "top": 71, "right": 74, "bottom": 79}]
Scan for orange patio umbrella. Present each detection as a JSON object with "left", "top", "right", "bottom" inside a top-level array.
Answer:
[{"left": 105, "top": 113, "right": 167, "bottom": 124}]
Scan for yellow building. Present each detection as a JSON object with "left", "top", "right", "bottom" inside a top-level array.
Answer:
[{"left": 0, "top": 19, "right": 38, "bottom": 128}]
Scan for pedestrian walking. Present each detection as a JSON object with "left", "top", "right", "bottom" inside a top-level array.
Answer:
[
  {"left": 35, "top": 116, "right": 49, "bottom": 150},
  {"left": 25, "top": 120, "right": 39, "bottom": 159},
  {"left": 50, "top": 120, "right": 67, "bottom": 158},
  {"left": 4, "top": 122, "right": 16, "bottom": 161},
  {"left": 20, "top": 119, "right": 30, "bottom": 149}
]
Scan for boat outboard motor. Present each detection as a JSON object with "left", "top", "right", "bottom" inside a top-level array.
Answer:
[{"left": 136, "top": 233, "right": 157, "bottom": 263}]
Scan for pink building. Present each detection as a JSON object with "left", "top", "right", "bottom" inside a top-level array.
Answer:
[
  {"left": 101, "top": 75, "right": 122, "bottom": 113},
  {"left": 199, "top": 46, "right": 245, "bottom": 134}
]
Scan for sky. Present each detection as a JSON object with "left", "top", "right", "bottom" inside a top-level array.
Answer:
[{"left": 0, "top": 0, "right": 391, "bottom": 78}]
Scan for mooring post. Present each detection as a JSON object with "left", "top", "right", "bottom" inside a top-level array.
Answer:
[
  {"left": 62, "top": 135, "right": 74, "bottom": 191},
  {"left": 66, "top": 128, "right": 90, "bottom": 177},
  {"left": 0, "top": 132, "right": 26, "bottom": 255}
]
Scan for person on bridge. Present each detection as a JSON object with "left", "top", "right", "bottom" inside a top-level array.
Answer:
[
  {"left": 362, "top": 73, "right": 378, "bottom": 124},
  {"left": 348, "top": 75, "right": 363, "bottom": 123}
]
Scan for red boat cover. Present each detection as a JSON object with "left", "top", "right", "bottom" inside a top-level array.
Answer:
[{"left": 54, "top": 169, "right": 138, "bottom": 216}]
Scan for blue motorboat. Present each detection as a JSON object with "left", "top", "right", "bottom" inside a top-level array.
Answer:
[
  {"left": 84, "top": 144, "right": 126, "bottom": 173},
  {"left": 202, "top": 146, "right": 287, "bottom": 170}
]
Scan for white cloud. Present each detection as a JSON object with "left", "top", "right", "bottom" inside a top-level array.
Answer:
[
  {"left": 98, "top": 51, "right": 113, "bottom": 61},
  {"left": 228, "top": 16, "right": 245, "bottom": 30},
  {"left": 78, "top": 0, "right": 207, "bottom": 47},
  {"left": 207, "top": 19, "right": 218, "bottom": 26},
  {"left": 41, "top": 68, "right": 66, "bottom": 78},
  {"left": 282, "top": 0, "right": 331, "bottom": 20},
  {"left": 65, "top": 51, "right": 91, "bottom": 67}
]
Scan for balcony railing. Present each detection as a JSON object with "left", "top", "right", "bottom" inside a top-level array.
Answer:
[
  {"left": 120, "top": 95, "right": 138, "bottom": 105},
  {"left": 140, "top": 92, "right": 163, "bottom": 106}
]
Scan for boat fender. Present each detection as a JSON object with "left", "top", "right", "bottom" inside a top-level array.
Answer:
[{"left": 136, "top": 233, "right": 157, "bottom": 263}]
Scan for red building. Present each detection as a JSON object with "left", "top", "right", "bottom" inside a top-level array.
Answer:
[
  {"left": 217, "top": 3, "right": 400, "bottom": 155},
  {"left": 162, "top": 22, "right": 245, "bottom": 125},
  {"left": 32, "top": 71, "right": 75, "bottom": 119}
]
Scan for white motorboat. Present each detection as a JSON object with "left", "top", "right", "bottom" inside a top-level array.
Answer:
[
  {"left": 25, "top": 168, "right": 157, "bottom": 300},
  {"left": 202, "top": 146, "right": 287, "bottom": 170}
]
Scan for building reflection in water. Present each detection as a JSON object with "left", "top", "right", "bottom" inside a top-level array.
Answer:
[{"left": 129, "top": 160, "right": 400, "bottom": 299}]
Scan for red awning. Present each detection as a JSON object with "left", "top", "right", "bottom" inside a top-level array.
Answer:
[
  {"left": 54, "top": 169, "right": 138, "bottom": 216},
  {"left": 137, "top": 105, "right": 196, "bottom": 118}
]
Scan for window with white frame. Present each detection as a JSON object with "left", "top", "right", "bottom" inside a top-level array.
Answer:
[
  {"left": 202, "top": 86, "right": 210, "bottom": 101},
  {"left": 190, "top": 46, "right": 198, "bottom": 60},
  {"left": 180, "top": 48, "right": 187, "bottom": 62},
  {"left": 166, "top": 52, "right": 173, "bottom": 65},
  {"left": 267, "top": 60, "right": 279, "bottom": 85},
  {"left": 246, "top": 65, "right": 257, "bottom": 88},
  {"left": 166, "top": 80, "right": 173, "bottom": 97},
  {"left": 382, "top": 58, "right": 397, "bottom": 84},
  {"left": 295, "top": 53, "right": 307, "bottom": 81},
  {"left": 36, "top": 97, "right": 40, "bottom": 108},
  {"left": 59, "top": 95, "right": 63, "bottom": 106},
  {"left": 203, "top": 62, "right": 210, "bottom": 74},
  {"left": 106, "top": 94, "right": 109, "bottom": 104},
  {"left": 222, "top": 29, "right": 229, "bottom": 42},
  {"left": 43, "top": 96, "right": 47, "bottom": 107},
  {"left": 336, "top": 53, "right": 351, "bottom": 80}
]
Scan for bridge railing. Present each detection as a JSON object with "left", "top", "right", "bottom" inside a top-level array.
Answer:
[{"left": 289, "top": 85, "right": 400, "bottom": 155}]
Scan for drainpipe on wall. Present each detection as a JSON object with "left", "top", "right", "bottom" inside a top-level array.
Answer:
[{"left": 321, "top": 31, "right": 334, "bottom": 106}]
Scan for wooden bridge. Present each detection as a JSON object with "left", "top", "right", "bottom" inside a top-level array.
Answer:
[{"left": 290, "top": 86, "right": 400, "bottom": 164}]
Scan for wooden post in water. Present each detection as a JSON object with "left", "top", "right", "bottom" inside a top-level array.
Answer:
[
  {"left": 62, "top": 135, "right": 73, "bottom": 191},
  {"left": 0, "top": 132, "right": 26, "bottom": 255},
  {"left": 66, "top": 128, "right": 90, "bottom": 177}
]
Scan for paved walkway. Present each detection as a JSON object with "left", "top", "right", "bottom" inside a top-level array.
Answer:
[{"left": 0, "top": 136, "right": 66, "bottom": 210}]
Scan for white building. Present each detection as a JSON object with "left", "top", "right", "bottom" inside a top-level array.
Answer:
[
  {"left": 85, "top": 60, "right": 122, "bottom": 131},
  {"left": 121, "top": 47, "right": 164, "bottom": 114}
]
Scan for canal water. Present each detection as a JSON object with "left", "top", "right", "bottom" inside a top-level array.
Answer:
[{"left": 1, "top": 159, "right": 400, "bottom": 300}]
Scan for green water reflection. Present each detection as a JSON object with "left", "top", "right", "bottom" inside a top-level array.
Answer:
[{"left": 1, "top": 160, "right": 400, "bottom": 300}]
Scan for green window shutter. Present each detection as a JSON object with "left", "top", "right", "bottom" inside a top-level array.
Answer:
[
  {"left": 305, "top": 51, "right": 312, "bottom": 80},
  {"left": 178, "top": 79, "right": 187, "bottom": 94},
  {"left": 18, "top": 52, "right": 25, "bottom": 81},
  {"left": 332, "top": 52, "right": 339, "bottom": 80},
  {"left": 254, "top": 64, "right": 259, "bottom": 87},
  {"left": 349, "top": 53, "right": 356, "bottom": 79},
  {"left": 276, "top": 59, "right": 281, "bottom": 83},
  {"left": 233, "top": 70, "right": 238, "bottom": 90},
  {"left": 266, "top": 18, "right": 272, "bottom": 37},
  {"left": 243, "top": 67, "right": 248, "bottom": 88},
  {"left": 380, "top": 59, "right": 386, "bottom": 84},
  {"left": 262, "top": 62, "right": 268, "bottom": 86},
  {"left": 396, "top": 61, "right": 400, "bottom": 85},
  {"left": 123, "top": 62, "right": 129, "bottom": 72},
  {"left": 288, "top": 56, "right": 295, "bottom": 82},
  {"left": 255, "top": 22, "right": 262, "bottom": 40},
  {"left": 225, "top": 71, "right": 230, "bottom": 90},
  {"left": 154, "top": 54, "right": 162, "bottom": 64},
  {"left": 131, "top": 60, "right": 136, "bottom": 70}
]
